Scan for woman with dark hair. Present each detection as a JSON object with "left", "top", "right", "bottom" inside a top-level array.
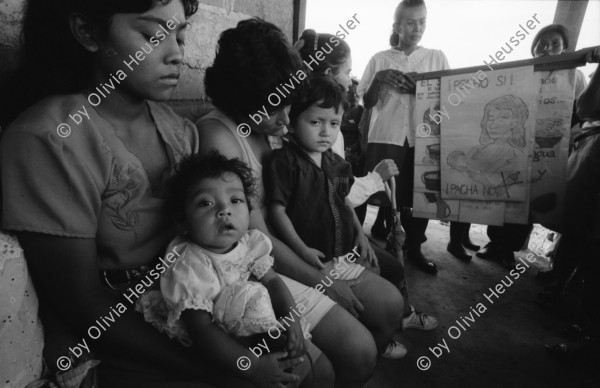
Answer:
[
  {"left": 1, "top": 1, "right": 295, "bottom": 387},
  {"left": 197, "top": 18, "right": 400, "bottom": 387},
  {"left": 358, "top": 0, "right": 449, "bottom": 274}
]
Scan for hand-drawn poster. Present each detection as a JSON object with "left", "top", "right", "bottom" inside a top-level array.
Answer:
[
  {"left": 413, "top": 78, "right": 504, "bottom": 225},
  {"left": 503, "top": 164, "right": 532, "bottom": 224},
  {"left": 458, "top": 200, "right": 505, "bottom": 225},
  {"left": 529, "top": 69, "right": 575, "bottom": 229},
  {"left": 440, "top": 67, "right": 537, "bottom": 202},
  {"left": 414, "top": 78, "right": 460, "bottom": 221}
]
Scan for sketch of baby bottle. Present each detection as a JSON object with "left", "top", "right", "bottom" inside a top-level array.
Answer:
[{"left": 435, "top": 198, "right": 451, "bottom": 219}]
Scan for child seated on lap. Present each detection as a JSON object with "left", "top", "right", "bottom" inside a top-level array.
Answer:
[{"left": 138, "top": 151, "right": 312, "bottom": 386}]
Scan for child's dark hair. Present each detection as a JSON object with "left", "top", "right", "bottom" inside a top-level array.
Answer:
[
  {"left": 0, "top": 0, "right": 199, "bottom": 127},
  {"left": 167, "top": 151, "right": 257, "bottom": 219},
  {"left": 390, "top": 0, "right": 427, "bottom": 47},
  {"left": 297, "top": 29, "right": 351, "bottom": 75},
  {"left": 531, "top": 24, "right": 569, "bottom": 56},
  {"left": 205, "top": 18, "right": 304, "bottom": 121},
  {"left": 289, "top": 73, "right": 350, "bottom": 125},
  {"left": 347, "top": 78, "right": 359, "bottom": 107}
]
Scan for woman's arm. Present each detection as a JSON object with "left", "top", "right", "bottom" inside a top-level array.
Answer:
[
  {"left": 363, "top": 70, "right": 410, "bottom": 109},
  {"left": 196, "top": 118, "right": 246, "bottom": 160},
  {"left": 268, "top": 203, "right": 325, "bottom": 268},
  {"left": 182, "top": 309, "right": 301, "bottom": 387},
  {"left": 259, "top": 269, "right": 307, "bottom": 358},
  {"left": 17, "top": 232, "right": 205, "bottom": 378}
]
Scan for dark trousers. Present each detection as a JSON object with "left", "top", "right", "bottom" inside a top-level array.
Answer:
[
  {"left": 486, "top": 223, "right": 533, "bottom": 253},
  {"left": 354, "top": 203, "right": 368, "bottom": 225},
  {"left": 370, "top": 241, "right": 410, "bottom": 316},
  {"left": 373, "top": 208, "right": 428, "bottom": 251},
  {"left": 449, "top": 222, "right": 471, "bottom": 245},
  {"left": 366, "top": 141, "right": 428, "bottom": 251}
]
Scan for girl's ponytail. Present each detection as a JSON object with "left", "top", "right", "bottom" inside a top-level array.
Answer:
[
  {"left": 297, "top": 29, "right": 350, "bottom": 75},
  {"left": 390, "top": 32, "right": 400, "bottom": 47}
]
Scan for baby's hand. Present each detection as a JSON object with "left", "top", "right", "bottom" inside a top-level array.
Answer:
[
  {"left": 285, "top": 319, "right": 308, "bottom": 358},
  {"left": 298, "top": 246, "right": 326, "bottom": 269}
]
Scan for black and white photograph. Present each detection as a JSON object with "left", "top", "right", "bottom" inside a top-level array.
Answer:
[{"left": 1, "top": 0, "right": 599, "bottom": 387}]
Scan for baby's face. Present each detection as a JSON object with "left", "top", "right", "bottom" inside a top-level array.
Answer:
[
  {"left": 486, "top": 107, "right": 513, "bottom": 139},
  {"left": 183, "top": 173, "right": 250, "bottom": 254},
  {"left": 291, "top": 102, "right": 343, "bottom": 154}
]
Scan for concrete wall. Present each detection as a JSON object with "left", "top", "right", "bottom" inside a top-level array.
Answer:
[{"left": 0, "top": 0, "right": 295, "bottom": 122}]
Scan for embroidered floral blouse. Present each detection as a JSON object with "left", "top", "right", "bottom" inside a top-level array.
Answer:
[{"left": 1, "top": 93, "right": 199, "bottom": 270}]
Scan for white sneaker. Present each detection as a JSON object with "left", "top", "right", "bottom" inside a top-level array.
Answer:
[
  {"left": 381, "top": 341, "right": 407, "bottom": 359},
  {"left": 402, "top": 305, "right": 438, "bottom": 331}
]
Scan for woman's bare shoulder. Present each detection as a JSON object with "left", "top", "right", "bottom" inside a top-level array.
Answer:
[{"left": 195, "top": 117, "right": 243, "bottom": 159}]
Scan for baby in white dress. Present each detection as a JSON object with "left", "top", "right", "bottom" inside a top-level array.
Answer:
[{"left": 137, "top": 152, "right": 310, "bottom": 353}]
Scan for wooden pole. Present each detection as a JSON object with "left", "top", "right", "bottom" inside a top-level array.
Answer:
[
  {"left": 293, "top": 0, "right": 307, "bottom": 42},
  {"left": 410, "top": 46, "right": 599, "bottom": 81},
  {"left": 553, "top": 0, "right": 589, "bottom": 52}
]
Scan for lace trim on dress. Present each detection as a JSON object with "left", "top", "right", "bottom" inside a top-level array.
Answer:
[
  {"left": 251, "top": 255, "right": 274, "bottom": 280},
  {"left": 167, "top": 296, "right": 213, "bottom": 327},
  {"left": 0, "top": 232, "right": 23, "bottom": 271}
]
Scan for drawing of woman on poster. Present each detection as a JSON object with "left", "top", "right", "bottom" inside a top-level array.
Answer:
[{"left": 447, "top": 94, "right": 528, "bottom": 197}]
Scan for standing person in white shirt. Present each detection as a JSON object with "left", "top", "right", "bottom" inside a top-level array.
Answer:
[{"left": 358, "top": 0, "right": 449, "bottom": 274}]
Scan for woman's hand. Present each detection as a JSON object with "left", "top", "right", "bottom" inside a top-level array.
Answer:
[
  {"left": 250, "top": 351, "right": 303, "bottom": 388},
  {"left": 354, "top": 232, "right": 379, "bottom": 270},
  {"left": 375, "top": 69, "right": 415, "bottom": 94},
  {"left": 401, "top": 73, "right": 417, "bottom": 94},
  {"left": 298, "top": 246, "right": 326, "bottom": 269},
  {"left": 585, "top": 46, "right": 600, "bottom": 63},
  {"left": 373, "top": 159, "right": 399, "bottom": 182},
  {"left": 375, "top": 69, "right": 404, "bottom": 89},
  {"left": 284, "top": 319, "right": 309, "bottom": 358},
  {"left": 324, "top": 279, "right": 364, "bottom": 317}
]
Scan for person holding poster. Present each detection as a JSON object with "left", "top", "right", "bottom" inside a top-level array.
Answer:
[
  {"left": 477, "top": 24, "right": 586, "bottom": 269},
  {"left": 358, "top": 0, "right": 449, "bottom": 273},
  {"left": 545, "top": 48, "right": 600, "bottom": 371}
]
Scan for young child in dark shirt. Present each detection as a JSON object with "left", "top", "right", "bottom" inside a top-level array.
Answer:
[
  {"left": 267, "top": 74, "right": 368, "bottom": 267},
  {"left": 267, "top": 74, "right": 411, "bottom": 359}
]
